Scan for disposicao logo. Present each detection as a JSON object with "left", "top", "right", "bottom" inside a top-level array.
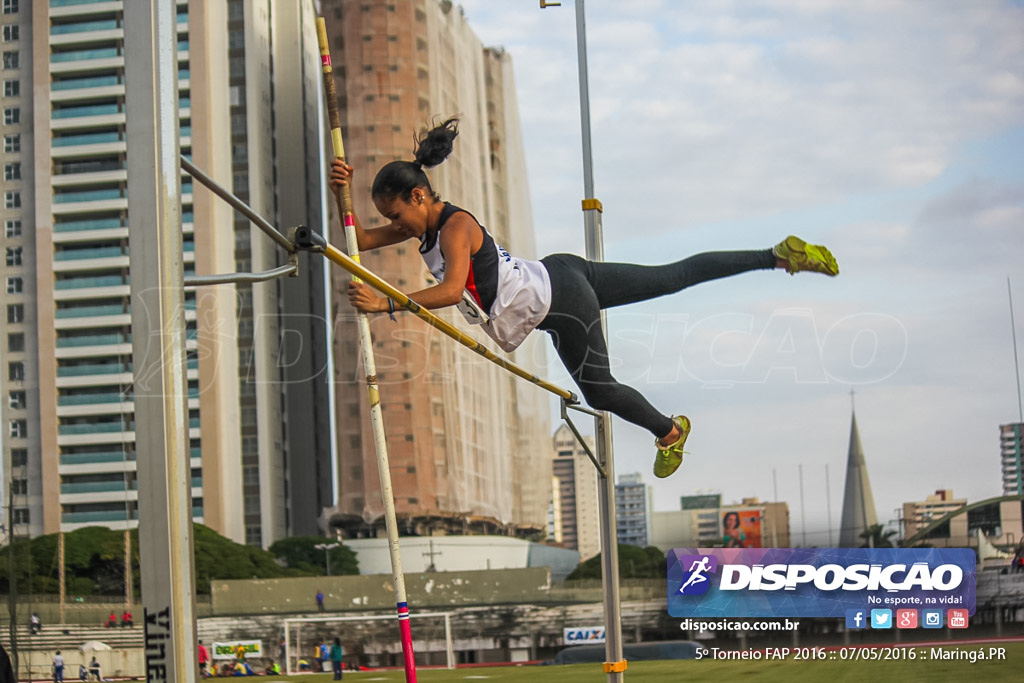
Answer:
[
  {"left": 676, "top": 555, "right": 718, "bottom": 596},
  {"left": 667, "top": 548, "right": 976, "bottom": 619}
]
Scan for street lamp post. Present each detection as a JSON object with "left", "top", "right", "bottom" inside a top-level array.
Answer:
[{"left": 315, "top": 543, "right": 340, "bottom": 577}]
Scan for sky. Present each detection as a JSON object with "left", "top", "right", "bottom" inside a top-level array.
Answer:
[{"left": 453, "top": 0, "right": 1024, "bottom": 545}]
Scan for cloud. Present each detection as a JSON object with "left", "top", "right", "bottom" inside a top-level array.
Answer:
[{"left": 462, "top": 0, "right": 1024, "bottom": 243}]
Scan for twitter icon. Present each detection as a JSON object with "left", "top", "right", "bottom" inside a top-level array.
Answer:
[{"left": 870, "top": 609, "right": 892, "bottom": 629}]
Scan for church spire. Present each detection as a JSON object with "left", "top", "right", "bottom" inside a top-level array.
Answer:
[{"left": 839, "top": 401, "right": 878, "bottom": 546}]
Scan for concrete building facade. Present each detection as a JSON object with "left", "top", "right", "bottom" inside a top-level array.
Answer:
[
  {"left": 320, "top": 0, "right": 550, "bottom": 538},
  {"left": 649, "top": 495, "right": 790, "bottom": 552},
  {"left": 614, "top": 472, "right": 649, "bottom": 547},
  {"left": 551, "top": 424, "right": 600, "bottom": 560}
]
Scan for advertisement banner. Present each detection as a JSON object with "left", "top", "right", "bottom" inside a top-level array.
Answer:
[
  {"left": 722, "top": 509, "right": 762, "bottom": 548},
  {"left": 563, "top": 626, "right": 606, "bottom": 645},
  {"left": 667, "top": 547, "right": 976, "bottom": 618},
  {"left": 212, "top": 640, "right": 262, "bottom": 660}
]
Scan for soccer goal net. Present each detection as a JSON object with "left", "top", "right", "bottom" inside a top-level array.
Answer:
[{"left": 282, "top": 612, "right": 455, "bottom": 675}]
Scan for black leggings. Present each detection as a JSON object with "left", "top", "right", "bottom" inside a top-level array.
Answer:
[{"left": 538, "top": 250, "right": 777, "bottom": 438}]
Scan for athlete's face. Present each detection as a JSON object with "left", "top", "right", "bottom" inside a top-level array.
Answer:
[{"left": 374, "top": 189, "right": 430, "bottom": 238}]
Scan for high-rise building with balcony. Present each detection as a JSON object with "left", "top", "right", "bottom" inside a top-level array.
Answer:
[
  {"left": 0, "top": 0, "right": 331, "bottom": 546},
  {"left": 1001, "top": 422, "right": 1023, "bottom": 496},
  {"left": 320, "top": 0, "right": 551, "bottom": 538}
]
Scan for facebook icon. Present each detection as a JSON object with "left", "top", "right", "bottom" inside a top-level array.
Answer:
[{"left": 845, "top": 609, "right": 867, "bottom": 630}]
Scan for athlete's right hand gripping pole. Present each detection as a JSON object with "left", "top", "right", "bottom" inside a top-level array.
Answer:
[{"left": 316, "top": 18, "right": 417, "bottom": 683}]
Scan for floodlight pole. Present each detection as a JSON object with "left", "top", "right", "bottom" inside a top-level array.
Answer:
[
  {"left": 124, "top": 1, "right": 198, "bottom": 681},
  {"left": 546, "top": 0, "right": 627, "bottom": 679}
]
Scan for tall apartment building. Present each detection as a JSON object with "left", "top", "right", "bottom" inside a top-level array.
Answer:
[
  {"left": 614, "top": 472, "right": 648, "bottom": 547},
  {"left": 551, "top": 424, "right": 600, "bottom": 560},
  {"left": 0, "top": 0, "right": 332, "bottom": 546},
  {"left": 320, "top": 0, "right": 550, "bottom": 537},
  {"left": 1001, "top": 422, "right": 1023, "bottom": 495}
]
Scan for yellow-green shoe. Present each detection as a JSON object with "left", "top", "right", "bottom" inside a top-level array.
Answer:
[
  {"left": 653, "top": 415, "right": 691, "bottom": 479},
  {"left": 773, "top": 235, "right": 839, "bottom": 276}
]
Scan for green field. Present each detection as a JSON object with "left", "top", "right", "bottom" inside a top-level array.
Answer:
[{"left": 260, "top": 642, "right": 1021, "bottom": 682}]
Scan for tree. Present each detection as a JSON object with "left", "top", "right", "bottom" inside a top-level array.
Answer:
[
  {"left": 858, "top": 524, "right": 897, "bottom": 548},
  {"left": 566, "top": 545, "right": 666, "bottom": 581},
  {"left": 268, "top": 536, "right": 359, "bottom": 576},
  {"left": 0, "top": 524, "right": 315, "bottom": 596}
]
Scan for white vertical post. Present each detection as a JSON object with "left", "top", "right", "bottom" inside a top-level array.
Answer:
[
  {"left": 573, "top": 1, "right": 624, "bottom": 680},
  {"left": 444, "top": 614, "right": 455, "bottom": 669},
  {"left": 124, "top": 1, "right": 198, "bottom": 681}
]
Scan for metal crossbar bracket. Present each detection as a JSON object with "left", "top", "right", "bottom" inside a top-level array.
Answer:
[{"left": 561, "top": 398, "right": 607, "bottom": 479}]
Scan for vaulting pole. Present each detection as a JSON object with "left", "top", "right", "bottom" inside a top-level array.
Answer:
[{"left": 316, "top": 18, "right": 417, "bottom": 683}]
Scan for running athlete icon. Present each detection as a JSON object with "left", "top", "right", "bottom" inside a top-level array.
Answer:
[{"left": 679, "top": 556, "right": 713, "bottom": 594}]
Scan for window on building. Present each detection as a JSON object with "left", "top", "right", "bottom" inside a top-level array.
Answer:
[
  {"left": 2, "top": 0, "right": 17, "bottom": 16},
  {"left": 5, "top": 246, "right": 21, "bottom": 266},
  {"left": 8, "top": 332, "right": 23, "bottom": 352},
  {"left": 3, "top": 106, "right": 18, "bottom": 124},
  {"left": 11, "top": 478, "right": 27, "bottom": 495},
  {"left": 9, "top": 419, "right": 26, "bottom": 438},
  {"left": 4, "top": 190, "right": 19, "bottom": 208},
  {"left": 11, "top": 448, "right": 27, "bottom": 467},
  {"left": 8, "top": 361, "right": 23, "bottom": 381},
  {"left": 2, "top": 78, "right": 16, "bottom": 97},
  {"left": 8, "top": 390, "right": 25, "bottom": 409},
  {"left": 3, "top": 162, "right": 19, "bottom": 180},
  {"left": 12, "top": 508, "right": 28, "bottom": 525},
  {"left": 6, "top": 276, "right": 22, "bottom": 293},
  {"left": 3, "top": 133, "right": 17, "bottom": 152},
  {"left": 1, "top": 25, "right": 16, "bottom": 41},
  {"left": 2, "top": 50, "right": 17, "bottom": 69},
  {"left": 7, "top": 303, "right": 23, "bottom": 323},
  {"left": 4, "top": 218, "right": 19, "bottom": 236}
]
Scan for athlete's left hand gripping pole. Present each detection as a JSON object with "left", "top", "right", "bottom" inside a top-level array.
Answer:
[{"left": 316, "top": 18, "right": 418, "bottom": 683}]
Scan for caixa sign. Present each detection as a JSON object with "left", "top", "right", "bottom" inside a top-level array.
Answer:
[{"left": 563, "top": 626, "right": 606, "bottom": 645}]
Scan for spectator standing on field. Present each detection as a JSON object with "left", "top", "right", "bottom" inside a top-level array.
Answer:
[
  {"left": 330, "top": 637, "right": 343, "bottom": 680},
  {"left": 88, "top": 656, "right": 100, "bottom": 681},
  {"left": 197, "top": 640, "right": 210, "bottom": 677},
  {"left": 52, "top": 650, "right": 65, "bottom": 682},
  {"left": 316, "top": 590, "right": 325, "bottom": 613}
]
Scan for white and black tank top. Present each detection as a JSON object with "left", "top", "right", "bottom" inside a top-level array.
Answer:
[{"left": 419, "top": 203, "right": 551, "bottom": 352}]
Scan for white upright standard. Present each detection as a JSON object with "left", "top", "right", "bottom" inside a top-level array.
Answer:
[{"left": 124, "top": 0, "right": 199, "bottom": 681}]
